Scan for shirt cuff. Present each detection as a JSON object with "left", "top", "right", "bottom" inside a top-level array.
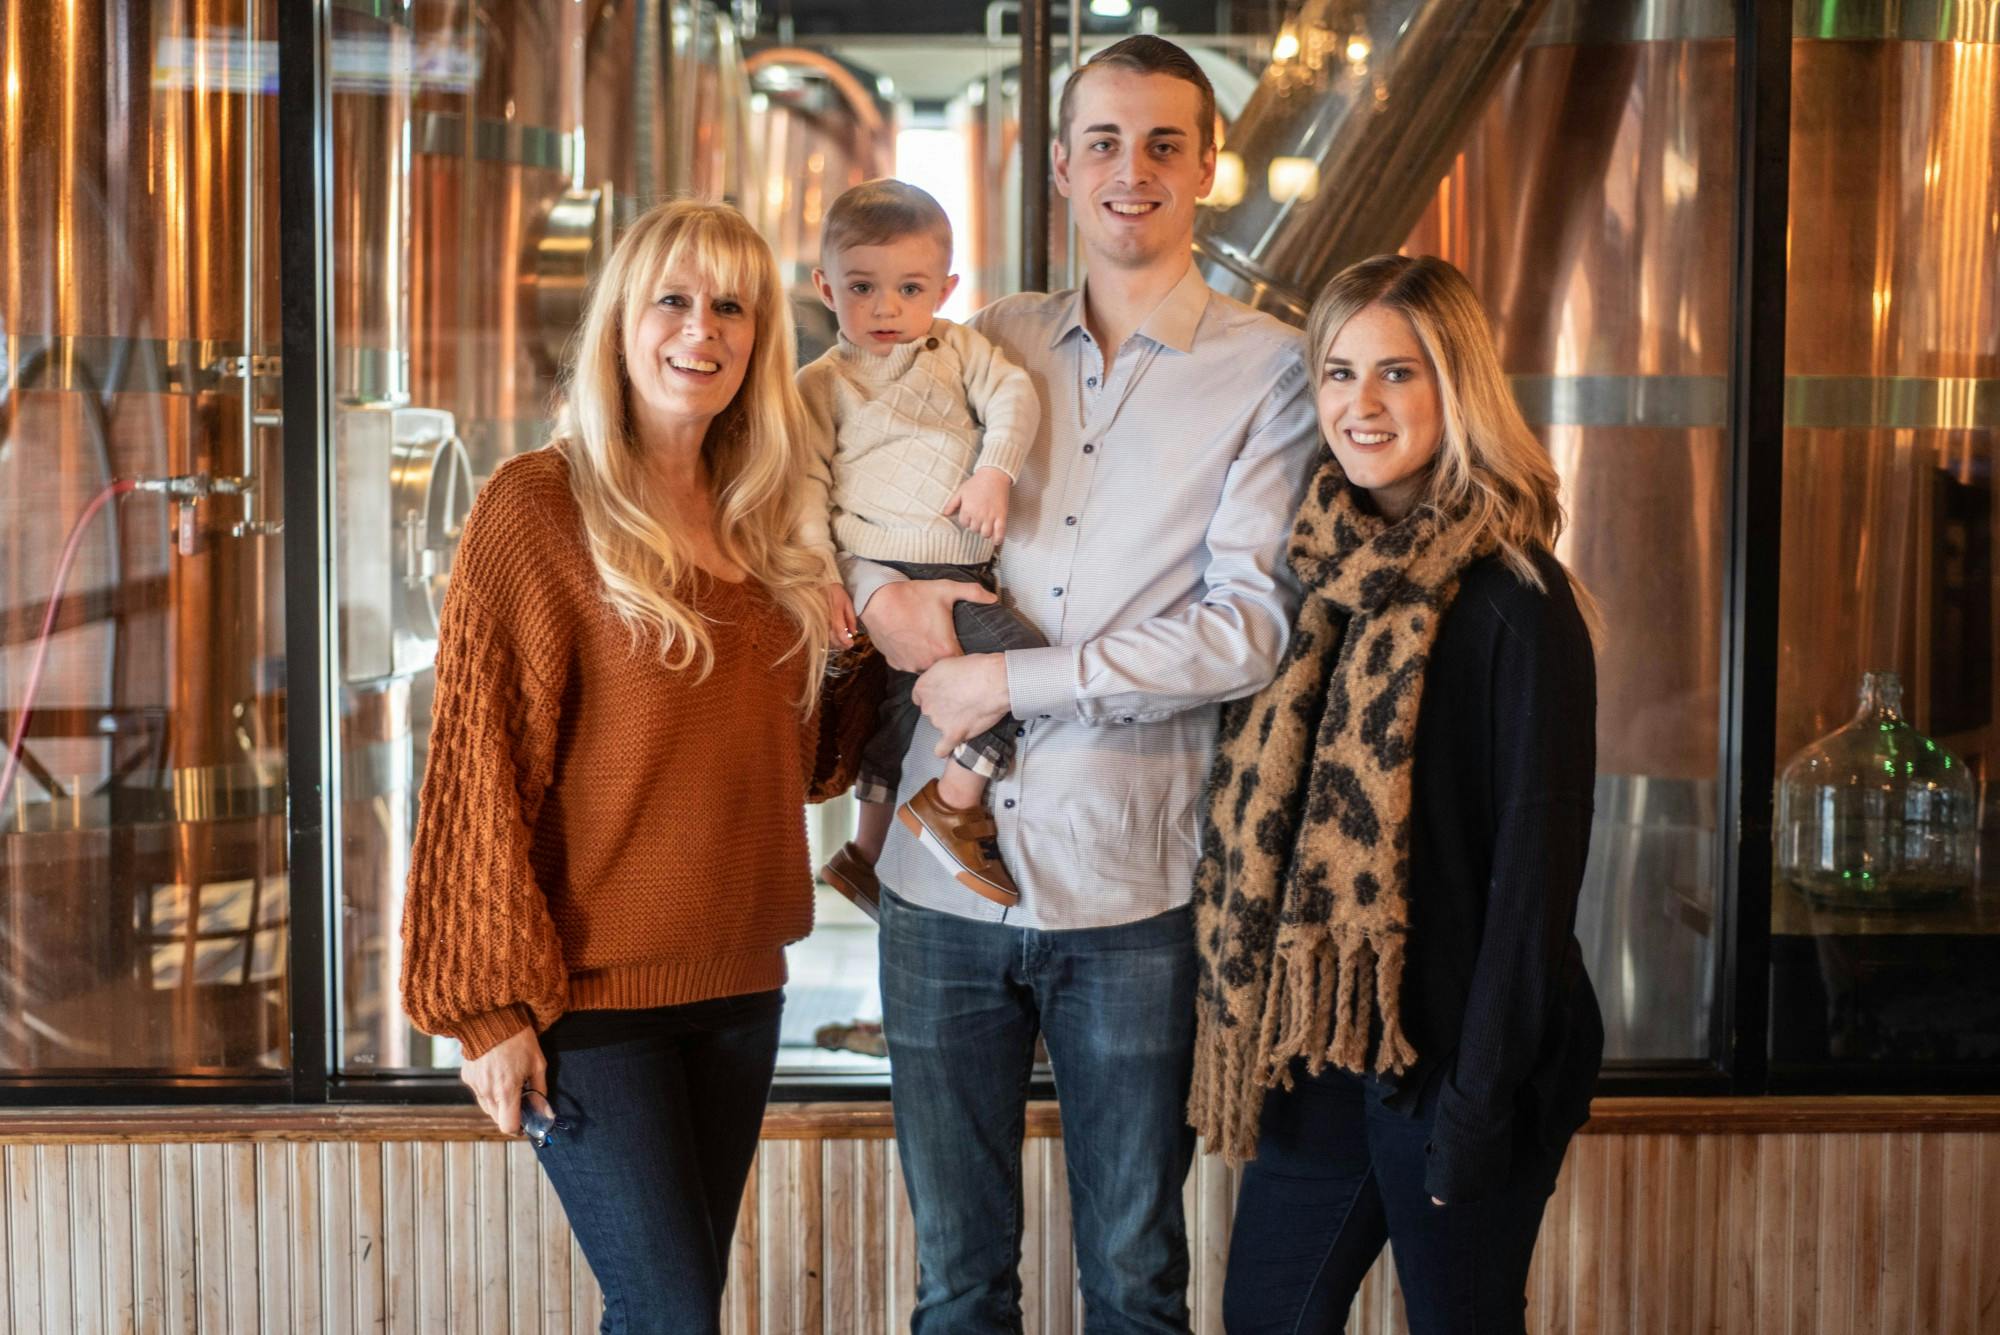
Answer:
[
  {"left": 1005, "top": 644, "right": 1082, "bottom": 721},
  {"left": 842, "top": 554, "right": 909, "bottom": 618},
  {"left": 453, "top": 1004, "right": 537, "bottom": 1061}
]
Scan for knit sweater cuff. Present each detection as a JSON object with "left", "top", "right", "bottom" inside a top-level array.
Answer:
[
  {"left": 975, "top": 434, "right": 1032, "bottom": 483},
  {"left": 833, "top": 512, "right": 994, "bottom": 566},
  {"left": 454, "top": 1004, "right": 538, "bottom": 1061}
]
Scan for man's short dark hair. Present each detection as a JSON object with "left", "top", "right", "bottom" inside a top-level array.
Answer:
[
  {"left": 820, "top": 178, "right": 953, "bottom": 265},
  {"left": 1056, "top": 35, "right": 1217, "bottom": 156}
]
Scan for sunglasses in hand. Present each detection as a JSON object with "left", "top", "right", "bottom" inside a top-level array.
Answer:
[{"left": 519, "top": 1087, "right": 573, "bottom": 1149}]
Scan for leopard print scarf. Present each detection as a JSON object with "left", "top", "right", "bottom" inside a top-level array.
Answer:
[{"left": 1188, "top": 450, "right": 1489, "bottom": 1161}]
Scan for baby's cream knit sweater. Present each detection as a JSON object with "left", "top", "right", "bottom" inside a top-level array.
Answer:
[{"left": 798, "top": 317, "right": 1037, "bottom": 575}]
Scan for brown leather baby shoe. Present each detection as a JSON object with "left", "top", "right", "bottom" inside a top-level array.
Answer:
[
  {"left": 819, "top": 842, "right": 881, "bottom": 921},
  {"left": 897, "top": 780, "right": 1020, "bottom": 907}
]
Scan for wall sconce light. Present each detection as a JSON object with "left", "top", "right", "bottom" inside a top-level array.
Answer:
[{"left": 1267, "top": 156, "right": 1320, "bottom": 203}]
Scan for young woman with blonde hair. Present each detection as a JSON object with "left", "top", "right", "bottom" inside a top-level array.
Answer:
[
  {"left": 1190, "top": 254, "right": 1604, "bottom": 1334},
  {"left": 400, "top": 199, "right": 871, "bottom": 1332}
]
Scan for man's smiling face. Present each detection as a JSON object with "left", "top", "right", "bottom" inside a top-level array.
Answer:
[{"left": 1054, "top": 66, "right": 1216, "bottom": 274}]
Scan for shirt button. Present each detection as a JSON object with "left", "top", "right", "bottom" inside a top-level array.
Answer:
[
  {"left": 1065, "top": 515, "right": 1077, "bottom": 526},
  {"left": 1082, "top": 444, "right": 1096, "bottom": 454},
  {"left": 1052, "top": 587, "right": 1063, "bottom": 597},
  {"left": 1003, "top": 798, "right": 1016, "bottom": 809},
  {"left": 1086, "top": 376, "right": 1098, "bottom": 388},
  {"left": 924, "top": 337, "right": 939, "bottom": 349},
  {"left": 1015, "top": 725, "right": 1026, "bottom": 738}
]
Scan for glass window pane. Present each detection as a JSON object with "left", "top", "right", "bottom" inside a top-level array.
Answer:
[
  {"left": 1771, "top": 25, "right": 2000, "bottom": 1075},
  {"left": 334, "top": 0, "right": 772, "bottom": 1073},
  {"left": 768, "top": 11, "right": 1283, "bottom": 1078},
  {"left": 751, "top": 23, "right": 1030, "bottom": 1079},
  {"left": 1200, "top": 5, "right": 1736, "bottom": 1063},
  {"left": 332, "top": 0, "right": 581, "bottom": 1071},
  {"left": 335, "top": 1, "right": 1741, "bottom": 1081},
  {"left": 1, "top": 0, "right": 289, "bottom": 1076}
]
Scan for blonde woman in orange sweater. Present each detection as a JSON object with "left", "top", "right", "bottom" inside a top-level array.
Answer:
[{"left": 400, "top": 200, "right": 867, "bottom": 1332}]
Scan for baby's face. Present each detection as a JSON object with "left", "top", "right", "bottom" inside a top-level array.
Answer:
[{"left": 814, "top": 233, "right": 958, "bottom": 355}]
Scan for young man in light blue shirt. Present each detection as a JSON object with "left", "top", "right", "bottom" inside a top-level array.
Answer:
[{"left": 847, "top": 35, "right": 1319, "bottom": 1330}]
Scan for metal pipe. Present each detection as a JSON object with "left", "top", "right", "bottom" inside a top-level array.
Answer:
[
  {"left": 1193, "top": 0, "right": 1551, "bottom": 322},
  {"left": 1019, "top": 0, "right": 1051, "bottom": 293},
  {"left": 1066, "top": 0, "right": 1083, "bottom": 290},
  {"left": 240, "top": 0, "right": 262, "bottom": 528}
]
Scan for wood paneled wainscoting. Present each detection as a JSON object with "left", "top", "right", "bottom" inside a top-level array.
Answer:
[{"left": 2, "top": 1100, "right": 1998, "bottom": 1333}]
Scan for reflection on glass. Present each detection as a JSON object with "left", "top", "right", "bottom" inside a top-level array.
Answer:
[
  {"left": 333, "top": 0, "right": 768, "bottom": 1072},
  {"left": 1193, "top": 2, "right": 1739, "bottom": 1062},
  {"left": 1, "top": 0, "right": 289, "bottom": 1075},
  {"left": 1395, "top": 9, "right": 1738, "bottom": 1062},
  {"left": 1771, "top": 18, "right": 2000, "bottom": 1072}
]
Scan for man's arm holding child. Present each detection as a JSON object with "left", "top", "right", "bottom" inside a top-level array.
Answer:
[{"left": 917, "top": 355, "right": 1317, "bottom": 748}]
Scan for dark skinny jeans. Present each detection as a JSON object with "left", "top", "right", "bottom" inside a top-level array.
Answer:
[
  {"left": 1223, "top": 1063, "right": 1566, "bottom": 1335},
  {"left": 532, "top": 989, "right": 783, "bottom": 1334}
]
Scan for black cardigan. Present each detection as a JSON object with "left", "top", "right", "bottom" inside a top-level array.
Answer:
[{"left": 1389, "top": 547, "right": 1603, "bottom": 1203}]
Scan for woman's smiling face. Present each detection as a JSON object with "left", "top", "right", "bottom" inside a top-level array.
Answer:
[
  {"left": 624, "top": 263, "right": 757, "bottom": 442},
  {"left": 1316, "top": 303, "right": 1444, "bottom": 521}
]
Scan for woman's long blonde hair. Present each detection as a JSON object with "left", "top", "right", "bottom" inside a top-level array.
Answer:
[
  {"left": 551, "top": 198, "right": 828, "bottom": 705},
  {"left": 1306, "top": 254, "right": 1600, "bottom": 627}
]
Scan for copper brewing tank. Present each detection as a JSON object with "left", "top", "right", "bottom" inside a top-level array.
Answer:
[
  {"left": 1403, "top": 3, "right": 1739, "bottom": 1059},
  {"left": 1195, "top": 0, "right": 1739, "bottom": 1057},
  {"left": 1203, "top": 0, "right": 2000, "bottom": 1057},
  {"left": 407, "top": 0, "right": 572, "bottom": 477},
  {"left": 1, "top": 0, "right": 288, "bottom": 1073},
  {"left": 337, "top": 1, "right": 755, "bottom": 1073},
  {"left": 743, "top": 48, "right": 895, "bottom": 360}
]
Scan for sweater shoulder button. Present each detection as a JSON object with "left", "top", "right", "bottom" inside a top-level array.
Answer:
[{"left": 925, "top": 337, "right": 940, "bottom": 350}]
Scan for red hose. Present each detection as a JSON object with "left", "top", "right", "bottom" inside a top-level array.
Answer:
[{"left": 0, "top": 477, "right": 139, "bottom": 817}]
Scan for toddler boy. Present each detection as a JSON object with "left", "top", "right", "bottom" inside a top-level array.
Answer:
[{"left": 798, "top": 179, "right": 1045, "bottom": 918}]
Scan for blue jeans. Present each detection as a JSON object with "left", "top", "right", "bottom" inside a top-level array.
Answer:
[
  {"left": 879, "top": 889, "right": 1197, "bottom": 1334},
  {"left": 532, "top": 990, "right": 783, "bottom": 1334},
  {"left": 1222, "top": 1064, "right": 1564, "bottom": 1335}
]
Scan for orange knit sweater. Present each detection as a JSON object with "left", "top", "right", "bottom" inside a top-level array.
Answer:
[{"left": 400, "top": 447, "right": 841, "bottom": 1060}]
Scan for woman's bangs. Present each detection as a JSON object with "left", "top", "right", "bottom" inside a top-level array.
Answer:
[{"left": 645, "top": 215, "right": 768, "bottom": 317}]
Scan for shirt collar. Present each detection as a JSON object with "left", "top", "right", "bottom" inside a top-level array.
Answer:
[{"left": 1048, "top": 260, "right": 1211, "bottom": 355}]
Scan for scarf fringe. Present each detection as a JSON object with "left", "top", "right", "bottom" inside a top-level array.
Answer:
[
  {"left": 1188, "top": 1005, "right": 1266, "bottom": 1163},
  {"left": 1269, "top": 926, "right": 1415, "bottom": 1082},
  {"left": 1192, "top": 923, "right": 1421, "bottom": 1165}
]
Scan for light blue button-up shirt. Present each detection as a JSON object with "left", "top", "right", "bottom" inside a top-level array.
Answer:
[{"left": 847, "top": 262, "right": 1320, "bottom": 930}]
